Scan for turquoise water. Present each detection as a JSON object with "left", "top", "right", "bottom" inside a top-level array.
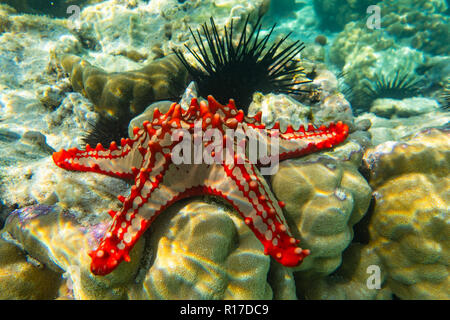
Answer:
[{"left": 0, "top": 0, "right": 448, "bottom": 300}]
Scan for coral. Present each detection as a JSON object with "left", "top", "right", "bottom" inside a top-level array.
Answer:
[
  {"left": 314, "top": 35, "right": 327, "bottom": 46},
  {"left": 298, "top": 243, "right": 393, "bottom": 299},
  {"left": 380, "top": 0, "right": 449, "bottom": 56},
  {"left": 313, "top": 0, "right": 381, "bottom": 31},
  {"left": 248, "top": 65, "right": 354, "bottom": 131},
  {"left": 356, "top": 99, "right": 450, "bottom": 145},
  {"left": 363, "top": 128, "right": 450, "bottom": 299},
  {"left": 173, "top": 15, "right": 311, "bottom": 112},
  {"left": 0, "top": 200, "right": 288, "bottom": 299},
  {"left": 2, "top": 0, "right": 103, "bottom": 17},
  {"left": 129, "top": 201, "right": 273, "bottom": 299},
  {"left": 2, "top": 205, "right": 145, "bottom": 300},
  {"left": 0, "top": 236, "right": 62, "bottom": 299},
  {"left": 75, "top": 0, "right": 267, "bottom": 61},
  {"left": 61, "top": 54, "right": 188, "bottom": 145},
  {"left": 369, "top": 97, "right": 440, "bottom": 119},
  {"left": 0, "top": 5, "right": 12, "bottom": 34},
  {"left": 330, "top": 0, "right": 449, "bottom": 113},
  {"left": 61, "top": 54, "right": 187, "bottom": 120},
  {"left": 271, "top": 139, "right": 372, "bottom": 278},
  {"left": 248, "top": 93, "right": 312, "bottom": 132}
]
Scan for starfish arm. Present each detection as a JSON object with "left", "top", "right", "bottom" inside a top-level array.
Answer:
[
  {"left": 277, "top": 121, "right": 349, "bottom": 160},
  {"left": 88, "top": 147, "right": 173, "bottom": 275},
  {"left": 205, "top": 158, "right": 309, "bottom": 267},
  {"left": 52, "top": 133, "right": 148, "bottom": 180},
  {"left": 252, "top": 121, "right": 349, "bottom": 165}
]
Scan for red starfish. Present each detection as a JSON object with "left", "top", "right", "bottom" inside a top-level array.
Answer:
[{"left": 52, "top": 96, "right": 349, "bottom": 275}]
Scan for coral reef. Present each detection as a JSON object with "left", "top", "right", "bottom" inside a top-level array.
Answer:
[
  {"left": 313, "top": 0, "right": 381, "bottom": 31},
  {"left": 380, "top": 0, "right": 449, "bottom": 56},
  {"left": 0, "top": 0, "right": 449, "bottom": 301},
  {"left": 330, "top": 0, "right": 449, "bottom": 113},
  {"left": 363, "top": 128, "right": 450, "bottom": 299}
]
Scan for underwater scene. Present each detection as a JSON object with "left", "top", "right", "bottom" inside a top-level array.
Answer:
[{"left": 0, "top": 0, "right": 448, "bottom": 301}]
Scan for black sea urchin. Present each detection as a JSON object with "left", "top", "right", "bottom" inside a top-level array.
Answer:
[
  {"left": 173, "top": 15, "right": 312, "bottom": 113},
  {"left": 363, "top": 71, "right": 422, "bottom": 102},
  {"left": 345, "top": 71, "right": 422, "bottom": 114},
  {"left": 82, "top": 114, "right": 132, "bottom": 149}
]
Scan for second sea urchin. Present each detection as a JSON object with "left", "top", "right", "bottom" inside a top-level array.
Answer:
[{"left": 173, "top": 15, "right": 312, "bottom": 113}]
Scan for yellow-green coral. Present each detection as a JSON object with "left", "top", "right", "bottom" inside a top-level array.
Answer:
[
  {"left": 128, "top": 201, "right": 273, "bottom": 300},
  {"left": 3, "top": 205, "right": 145, "bottom": 300},
  {"left": 271, "top": 142, "right": 372, "bottom": 278},
  {"left": 363, "top": 128, "right": 450, "bottom": 300},
  {"left": 61, "top": 54, "right": 188, "bottom": 119},
  {"left": 0, "top": 237, "right": 62, "bottom": 299},
  {"left": 298, "top": 243, "right": 393, "bottom": 300}
]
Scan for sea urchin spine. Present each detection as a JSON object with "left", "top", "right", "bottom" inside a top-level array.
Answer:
[{"left": 173, "top": 15, "right": 312, "bottom": 112}]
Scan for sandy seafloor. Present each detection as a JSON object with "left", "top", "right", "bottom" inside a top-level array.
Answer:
[{"left": 0, "top": 0, "right": 448, "bottom": 300}]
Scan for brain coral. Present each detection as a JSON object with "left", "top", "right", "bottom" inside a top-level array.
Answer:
[
  {"left": 129, "top": 200, "right": 273, "bottom": 300},
  {"left": 271, "top": 140, "right": 372, "bottom": 279},
  {"left": 61, "top": 54, "right": 188, "bottom": 120},
  {"left": 0, "top": 236, "right": 62, "bottom": 299},
  {"left": 363, "top": 128, "right": 450, "bottom": 300},
  {"left": 0, "top": 200, "right": 281, "bottom": 299}
]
